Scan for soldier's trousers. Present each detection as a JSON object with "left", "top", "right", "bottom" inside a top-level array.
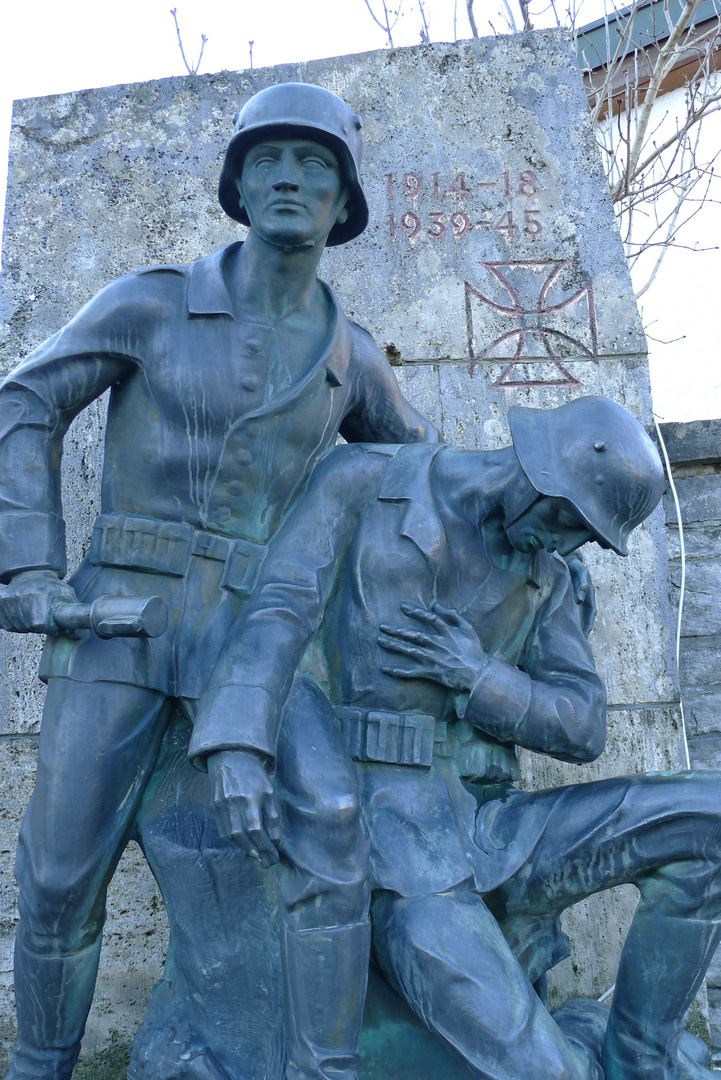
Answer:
[
  {"left": 369, "top": 772, "right": 721, "bottom": 1080},
  {"left": 9, "top": 674, "right": 369, "bottom": 1080},
  {"left": 273, "top": 687, "right": 721, "bottom": 1080},
  {"left": 10, "top": 677, "right": 174, "bottom": 1079}
]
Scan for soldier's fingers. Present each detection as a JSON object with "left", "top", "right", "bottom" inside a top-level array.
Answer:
[
  {"left": 379, "top": 624, "right": 435, "bottom": 646},
  {"left": 214, "top": 799, "right": 255, "bottom": 854},
  {"left": 431, "top": 601, "right": 462, "bottom": 626},
  {"left": 263, "top": 798, "right": 281, "bottom": 845},
  {"left": 246, "top": 824, "right": 280, "bottom": 867},
  {"left": 377, "top": 635, "right": 430, "bottom": 659},
  {"left": 399, "top": 602, "right": 440, "bottom": 627},
  {"left": 382, "top": 665, "right": 425, "bottom": 679}
]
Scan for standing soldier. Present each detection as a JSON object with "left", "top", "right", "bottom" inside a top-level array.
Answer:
[{"left": 0, "top": 83, "right": 437, "bottom": 1080}]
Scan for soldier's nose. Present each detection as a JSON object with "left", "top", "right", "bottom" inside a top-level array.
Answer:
[{"left": 273, "top": 178, "right": 301, "bottom": 191}]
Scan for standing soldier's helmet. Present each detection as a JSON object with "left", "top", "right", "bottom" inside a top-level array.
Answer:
[
  {"left": 508, "top": 396, "right": 665, "bottom": 556},
  {"left": 218, "top": 83, "right": 369, "bottom": 246}
]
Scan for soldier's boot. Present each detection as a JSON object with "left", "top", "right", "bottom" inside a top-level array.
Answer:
[
  {"left": 281, "top": 921, "right": 371, "bottom": 1080},
  {"left": 603, "top": 912, "right": 721, "bottom": 1080},
  {"left": 5, "top": 929, "right": 101, "bottom": 1080}
]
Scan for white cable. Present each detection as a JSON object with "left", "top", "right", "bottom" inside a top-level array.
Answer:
[
  {"left": 595, "top": 415, "right": 691, "bottom": 1006},
  {"left": 653, "top": 414, "right": 691, "bottom": 770}
]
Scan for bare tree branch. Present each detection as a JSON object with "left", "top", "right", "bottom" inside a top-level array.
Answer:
[
  {"left": 170, "top": 8, "right": 207, "bottom": 75},
  {"left": 616, "top": 0, "right": 703, "bottom": 198},
  {"left": 519, "top": 0, "right": 535, "bottom": 31},
  {"left": 467, "top": 0, "right": 479, "bottom": 37},
  {"left": 362, "top": 0, "right": 402, "bottom": 47},
  {"left": 419, "top": 0, "right": 431, "bottom": 43}
]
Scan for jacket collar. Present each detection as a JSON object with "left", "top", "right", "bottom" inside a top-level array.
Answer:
[
  {"left": 380, "top": 444, "right": 543, "bottom": 586},
  {"left": 186, "top": 243, "right": 348, "bottom": 387},
  {"left": 378, "top": 443, "right": 447, "bottom": 559},
  {"left": 187, "top": 243, "right": 239, "bottom": 318}
]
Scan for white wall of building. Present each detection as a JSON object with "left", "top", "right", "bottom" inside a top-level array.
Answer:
[{"left": 611, "top": 80, "right": 721, "bottom": 421}]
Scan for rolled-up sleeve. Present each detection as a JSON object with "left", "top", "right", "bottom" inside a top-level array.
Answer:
[
  {"left": 340, "top": 326, "right": 439, "bottom": 446},
  {"left": 0, "top": 277, "right": 142, "bottom": 582}
]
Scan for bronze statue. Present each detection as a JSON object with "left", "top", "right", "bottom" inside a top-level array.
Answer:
[
  {"left": 191, "top": 396, "right": 721, "bottom": 1080},
  {"left": 0, "top": 84, "right": 438, "bottom": 1080}
]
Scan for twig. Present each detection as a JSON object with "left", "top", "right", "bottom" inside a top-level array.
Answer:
[
  {"left": 467, "top": 0, "right": 479, "bottom": 37},
  {"left": 419, "top": 0, "right": 431, "bottom": 43},
  {"left": 362, "top": 0, "right": 402, "bottom": 47},
  {"left": 170, "top": 8, "right": 207, "bottom": 75},
  {"left": 249, "top": 41, "right": 254, "bottom": 69}
]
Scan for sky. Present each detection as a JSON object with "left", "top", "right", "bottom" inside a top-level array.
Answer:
[{"left": 1, "top": 0, "right": 719, "bottom": 421}]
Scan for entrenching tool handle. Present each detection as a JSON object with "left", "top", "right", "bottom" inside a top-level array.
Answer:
[{"left": 53, "top": 595, "right": 169, "bottom": 639}]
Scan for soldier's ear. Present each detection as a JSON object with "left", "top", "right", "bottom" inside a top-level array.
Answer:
[
  {"left": 336, "top": 206, "right": 349, "bottom": 225},
  {"left": 234, "top": 177, "right": 245, "bottom": 210}
]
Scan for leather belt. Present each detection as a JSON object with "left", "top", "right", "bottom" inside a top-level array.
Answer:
[
  {"left": 89, "top": 513, "right": 267, "bottom": 597},
  {"left": 337, "top": 707, "right": 448, "bottom": 768}
]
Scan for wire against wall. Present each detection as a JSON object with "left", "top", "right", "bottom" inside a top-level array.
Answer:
[
  {"left": 595, "top": 415, "right": 691, "bottom": 1007},
  {"left": 653, "top": 414, "right": 691, "bottom": 772}
]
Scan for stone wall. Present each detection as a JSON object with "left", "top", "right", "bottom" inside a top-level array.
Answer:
[
  {"left": 0, "top": 33, "right": 690, "bottom": 1074},
  {"left": 662, "top": 418, "right": 721, "bottom": 1061}
]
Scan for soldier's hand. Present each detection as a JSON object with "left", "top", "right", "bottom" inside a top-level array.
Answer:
[
  {"left": 378, "top": 600, "right": 486, "bottom": 692},
  {"left": 207, "top": 749, "right": 281, "bottom": 868},
  {"left": 0, "top": 570, "right": 79, "bottom": 636},
  {"left": 566, "top": 554, "right": 597, "bottom": 637}
]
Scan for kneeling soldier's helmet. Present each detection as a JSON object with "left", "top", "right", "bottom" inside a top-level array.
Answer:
[
  {"left": 508, "top": 396, "right": 665, "bottom": 556},
  {"left": 219, "top": 83, "right": 369, "bottom": 246}
]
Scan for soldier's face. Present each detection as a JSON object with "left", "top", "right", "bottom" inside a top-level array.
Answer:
[
  {"left": 237, "top": 138, "right": 349, "bottom": 248},
  {"left": 505, "top": 496, "right": 595, "bottom": 557}
]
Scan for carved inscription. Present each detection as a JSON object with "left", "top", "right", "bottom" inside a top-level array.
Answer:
[
  {"left": 384, "top": 169, "right": 542, "bottom": 244},
  {"left": 464, "top": 260, "right": 599, "bottom": 387}
]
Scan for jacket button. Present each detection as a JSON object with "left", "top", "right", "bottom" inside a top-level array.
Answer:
[
  {"left": 246, "top": 422, "right": 261, "bottom": 438},
  {"left": 245, "top": 340, "right": 262, "bottom": 355},
  {"left": 228, "top": 482, "right": 245, "bottom": 496},
  {"left": 241, "top": 376, "right": 259, "bottom": 391},
  {"left": 235, "top": 449, "right": 252, "bottom": 465},
  {"left": 217, "top": 507, "right": 232, "bottom": 522}
]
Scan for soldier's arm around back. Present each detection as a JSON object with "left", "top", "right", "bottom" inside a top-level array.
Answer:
[{"left": 340, "top": 324, "right": 439, "bottom": 445}]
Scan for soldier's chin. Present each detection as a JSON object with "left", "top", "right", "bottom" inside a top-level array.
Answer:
[{"left": 253, "top": 220, "right": 326, "bottom": 252}]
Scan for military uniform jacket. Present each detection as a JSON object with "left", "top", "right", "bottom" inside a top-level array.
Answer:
[
  {"left": 0, "top": 244, "right": 436, "bottom": 697},
  {"left": 191, "top": 442, "right": 606, "bottom": 895}
]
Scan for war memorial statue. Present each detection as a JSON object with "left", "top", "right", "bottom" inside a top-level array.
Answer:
[
  {"left": 0, "top": 71, "right": 720, "bottom": 1080},
  {"left": 0, "top": 84, "right": 438, "bottom": 1080},
  {"left": 190, "top": 396, "right": 721, "bottom": 1080}
]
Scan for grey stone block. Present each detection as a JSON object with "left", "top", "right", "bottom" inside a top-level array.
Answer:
[
  {"left": 664, "top": 474, "right": 721, "bottom": 529},
  {"left": 688, "top": 732, "right": 721, "bottom": 772},
  {"left": 665, "top": 524, "right": 721, "bottom": 563},
  {"left": 670, "top": 562, "right": 721, "bottom": 638},
  {"left": 660, "top": 420, "right": 721, "bottom": 467},
  {"left": 683, "top": 692, "right": 721, "bottom": 736},
  {"left": 680, "top": 638, "right": 721, "bottom": 691}
]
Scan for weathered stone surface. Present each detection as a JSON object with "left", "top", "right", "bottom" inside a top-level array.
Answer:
[
  {"left": 683, "top": 692, "right": 721, "bottom": 737},
  {"left": 664, "top": 472, "right": 721, "bottom": 530},
  {"left": 680, "top": 638, "right": 721, "bottom": 691},
  {"left": 669, "top": 561, "right": 721, "bottom": 638},
  {"left": 660, "top": 420, "right": 721, "bottom": 467}
]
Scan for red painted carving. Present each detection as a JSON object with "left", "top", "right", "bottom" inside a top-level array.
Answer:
[{"left": 464, "top": 260, "right": 598, "bottom": 387}]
